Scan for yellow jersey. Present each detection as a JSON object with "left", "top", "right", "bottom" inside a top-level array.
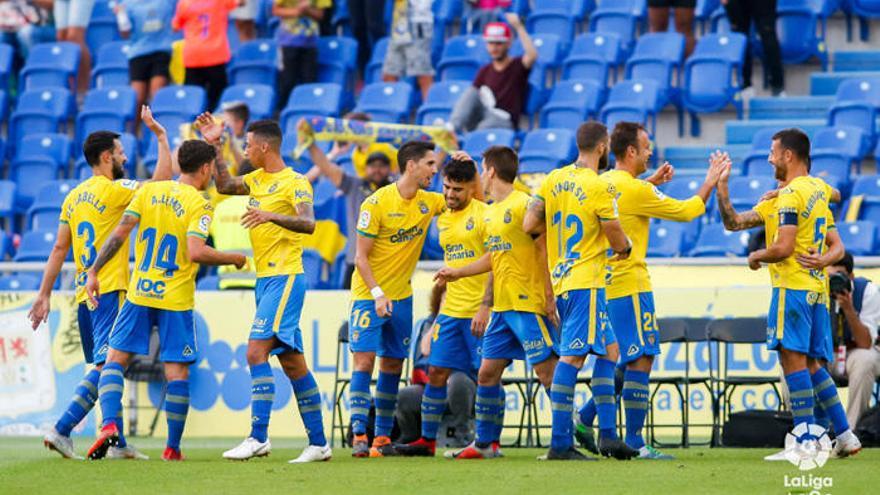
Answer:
[
  {"left": 437, "top": 199, "right": 489, "bottom": 318},
  {"left": 482, "top": 190, "right": 545, "bottom": 314},
  {"left": 753, "top": 175, "right": 835, "bottom": 292},
  {"left": 352, "top": 184, "right": 445, "bottom": 301},
  {"left": 60, "top": 176, "right": 139, "bottom": 304},
  {"left": 352, "top": 142, "right": 398, "bottom": 177},
  {"left": 242, "top": 167, "right": 314, "bottom": 277},
  {"left": 537, "top": 165, "right": 618, "bottom": 295},
  {"left": 125, "top": 181, "right": 214, "bottom": 311},
  {"left": 603, "top": 170, "right": 706, "bottom": 299}
]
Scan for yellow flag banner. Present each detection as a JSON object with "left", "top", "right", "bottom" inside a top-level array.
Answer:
[{"left": 293, "top": 116, "right": 458, "bottom": 159}]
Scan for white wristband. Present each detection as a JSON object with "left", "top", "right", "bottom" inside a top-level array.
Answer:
[{"left": 370, "top": 286, "right": 385, "bottom": 299}]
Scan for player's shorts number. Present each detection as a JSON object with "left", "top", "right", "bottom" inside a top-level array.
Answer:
[
  {"left": 352, "top": 309, "right": 371, "bottom": 329},
  {"left": 77, "top": 221, "right": 97, "bottom": 267},
  {"left": 642, "top": 311, "right": 656, "bottom": 332},
  {"left": 551, "top": 211, "right": 583, "bottom": 260},
  {"left": 138, "top": 227, "right": 180, "bottom": 277}
]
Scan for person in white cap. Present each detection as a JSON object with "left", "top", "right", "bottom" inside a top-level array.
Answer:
[{"left": 448, "top": 13, "right": 536, "bottom": 133}]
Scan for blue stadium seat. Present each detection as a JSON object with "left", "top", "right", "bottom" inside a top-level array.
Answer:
[
  {"left": 518, "top": 128, "right": 576, "bottom": 173},
  {"left": 774, "top": 5, "right": 828, "bottom": 70},
  {"left": 689, "top": 223, "right": 750, "bottom": 257},
  {"left": 748, "top": 96, "right": 835, "bottom": 121},
  {"left": 317, "top": 36, "right": 358, "bottom": 92},
  {"left": 811, "top": 155, "right": 851, "bottom": 184},
  {"left": 741, "top": 127, "right": 780, "bottom": 176},
  {"left": 281, "top": 83, "right": 344, "bottom": 134},
  {"left": 416, "top": 80, "right": 469, "bottom": 126},
  {"left": 15, "top": 229, "right": 68, "bottom": 262},
  {"left": 353, "top": 82, "right": 413, "bottom": 123},
  {"left": 8, "top": 88, "right": 73, "bottom": 154},
  {"left": 600, "top": 80, "right": 661, "bottom": 134},
  {"left": 86, "top": 19, "right": 121, "bottom": 62},
  {"left": 462, "top": 128, "right": 517, "bottom": 157},
  {"left": 511, "top": 34, "right": 563, "bottom": 88},
  {"left": 589, "top": 9, "right": 639, "bottom": 59},
  {"left": 0, "top": 42, "right": 12, "bottom": 91},
  {"left": 828, "top": 77, "right": 880, "bottom": 147},
  {"left": 437, "top": 35, "right": 489, "bottom": 81},
  {"left": 625, "top": 32, "right": 685, "bottom": 112},
  {"left": 647, "top": 222, "right": 686, "bottom": 257},
  {"left": 539, "top": 80, "right": 603, "bottom": 128},
  {"left": 118, "top": 132, "right": 139, "bottom": 178},
  {"left": 434, "top": 0, "right": 463, "bottom": 36},
  {"left": 196, "top": 275, "right": 221, "bottom": 291},
  {"left": 151, "top": 85, "right": 207, "bottom": 121},
  {"left": 0, "top": 89, "right": 7, "bottom": 124},
  {"left": 76, "top": 88, "right": 138, "bottom": 151},
  {"left": 812, "top": 125, "right": 866, "bottom": 163},
  {"left": 218, "top": 84, "right": 276, "bottom": 120},
  {"left": 838, "top": 221, "right": 876, "bottom": 255},
  {"left": 849, "top": 175, "right": 880, "bottom": 222},
  {"left": 16, "top": 133, "right": 72, "bottom": 170},
  {"left": 91, "top": 41, "right": 131, "bottom": 88},
  {"left": 728, "top": 176, "right": 777, "bottom": 209},
  {"left": 526, "top": 10, "right": 576, "bottom": 51},
  {"left": 21, "top": 42, "right": 81, "bottom": 90},
  {"left": 11, "top": 158, "right": 59, "bottom": 211},
  {"left": 365, "top": 37, "right": 390, "bottom": 84},
  {"left": 0, "top": 274, "right": 41, "bottom": 291},
  {"left": 0, "top": 180, "right": 15, "bottom": 226},
  {"left": 562, "top": 33, "right": 621, "bottom": 85},
  {"left": 229, "top": 39, "right": 278, "bottom": 85},
  {"left": 833, "top": 50, "right": 880, "bottom": 72},
  {"left": 28, "top": 179, "right": 77, "bottom": 230},
  {"left": 682, "top": 33, "right": 747, "bottom": 135}
]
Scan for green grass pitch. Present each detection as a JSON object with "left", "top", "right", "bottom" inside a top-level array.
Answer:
[{"left": 2, "top": 437, "right": 877, "bottom": 494}]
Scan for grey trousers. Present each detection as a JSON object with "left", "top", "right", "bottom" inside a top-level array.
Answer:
[
  {"left": 395, "top": 371, "right": 477, "bottom": 447},
  {"left": 449, "top": 86, "right": 514, "bottom": 133},
  {"left": 845, "top": 347, "right": 880, "bottom": 428}
]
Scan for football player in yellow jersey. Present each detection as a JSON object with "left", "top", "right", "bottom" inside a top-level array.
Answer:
[
  {"left": 347, "top": 140, "right": 446, "bottom": 458},
  {"left": 436, "top": 145, "right": 558, "bottom": 460},
  {"left": 395, "top": 157, "right": 488, "bottom": 457},
  {"left": 571, "top": 122, "right": 723, "bottom": 460},
  {"left": 195, "top": 117, "right": 331, "bottom": 464},
  {"left": 27, "top": 107, "right": 173, "bottom": 460},
  {"left": 84, "top": 140, "right": 246, "bottom": 461},
  {"left": 716, "top": 128, "right": 862, "bottom": 458},
  {"left": 522, "top": 122, "right": 636, "bottom": 461}
]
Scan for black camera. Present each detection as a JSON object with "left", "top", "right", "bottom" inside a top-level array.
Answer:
[{"left": 830, "top": 272, "right": 852, "bottom": 295}]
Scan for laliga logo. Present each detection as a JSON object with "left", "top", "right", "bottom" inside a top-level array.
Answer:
[{"left": 784, "top": 423, "right": 832, "bottom": 471}]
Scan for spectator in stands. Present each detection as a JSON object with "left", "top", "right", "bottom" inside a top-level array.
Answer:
[
  {"left": 231, "top": 0, "right": 257, "bottom": 42},
  {"left": 172, "top": 0, "right": 242, "bottom": 111},
  {"left": 222, "top": 101, "right": 251, "bottom": 174},
  {"left": 274, "top": 0, "right": 330, "bottom": 112},
  {"left": 115, "top": 0, "right": 175, "bottom": 126},
  {"left": 348, "top": 0, "right": 386, "bottom": 76},
  {"left": 448, "top": 14, "right": 536, "bottom": 133},
  {"left": 300, "top": 118, "right": 393, "bottom": 288},
  {"left": 648, "top": 0, "right": 696, "bottom": 56},
  {"left": 381, "top": 0, "right": 434, "bottom": 101},
  {"left": 826, "top": 252, "right": 880, "bottom": 428},
  {"left": 722, "top": 0, "right": 785, "bottom": 96},
  {"left": 0, "top": 0, "right": 53, "bottom": 63},
  {"left": 394, "top": 284, "right": 476, "bottom": 447},
  {"left": 464, "top": 0, "right": 510, "bottom": 34},
  {"left": 53, "top": 0, "right": 95, "bottom": 94}
]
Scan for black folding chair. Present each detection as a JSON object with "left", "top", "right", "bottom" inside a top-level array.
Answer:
[
  {"left": 708, "top": 317, "right": 782, "bottom": 447},
  {"left": 124, "top": 328, "right": 164, "bottom": 437},
  {"left": 501, "top": 366, "right": 541, "bottom": 448}
]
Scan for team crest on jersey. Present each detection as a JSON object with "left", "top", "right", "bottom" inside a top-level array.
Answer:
[
  {"left": 268, "top": 182, "right": 278, "bottom": 194},
  {"left": 418, "top": 201, "right": 429, "bottom": 214},
  {"left": 182, "top": 345, "right": 194, "bottom": 357},
  {"left": 249, "top": 197, "right": 260, "bottom": 208},
  {"left": 503, "top": 209, "right": 512, "bottom": 223},
  {"left": 199, "top": 215, "right": 211, "bottom": 233},
  {"left": 466, "top": 217, "right": 475, "bottom": 230},
  {"left": 647, "top": 333, "right": 656, "bottom": 346}
]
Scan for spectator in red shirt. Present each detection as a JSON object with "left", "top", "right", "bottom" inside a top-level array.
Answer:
[{"left": 448, "top": 14, "right": 536, "bottom": 133}]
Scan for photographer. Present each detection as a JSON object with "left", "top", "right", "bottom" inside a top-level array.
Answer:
[{"left": 828, "top": 252, "right": 880, "bottom": 428}]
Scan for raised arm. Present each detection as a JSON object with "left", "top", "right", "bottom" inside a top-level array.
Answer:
[
  {"left": 301, "top": 119, "right": 345, "bottom": 186},
  {"left": 506, "top": 13, "right": 537, "bottom": 69},
  {"left": 523, "top": 196, "right": 547, "bottom": 235},
  {"left": 142, "top": 106, "right": 173, "bottom": 181},
  {"left": 196, "top": 112, "right": 250, "bottom": 195},
  {"left": 716, "top": 157, "right": 765, "bottom": 231},
  {"left": 28, "top": 223, "right": 72, "bottom": 330},
  {"left": 85, "top": 214, "right": 139, "bottom": 306},
  {"left": 187, "top": 236, "right": 247, "bottom": 267}
]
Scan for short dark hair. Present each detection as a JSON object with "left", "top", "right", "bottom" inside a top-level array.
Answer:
[
  {"left": 246, "top": 119, "right": 283, "bottom": 150},
  {"left": 365, "top": 151, "right": 391, "bottom": 167},
  {"left": 83, "top": 131, "right": 120, "bottom": 166},
  {"left": 482, "top": 145, "right": 518, "bottom": 183},
  {"left": 576, "top": 121, "right": 608, "bottom": 152},
  {"left": 177, "top": 140, "right": 217, "bottom": 174},
  {"left": 444, "top": 158, "right": 477, "bottom": 183},
  {"left": 772, "top": 128, "right": 811, "bottom": 170},
  {"left": 222, "top": 101, "right": 250, "bottom": 124},
  {"left": 610, "top": 122, "right": 645, "bottom": 161},
  {"left": 832, "top": 251, "right": 854, "bottom": 274},
  {"left": 397, "top": 141, "right": 435, "bottom": 172}
]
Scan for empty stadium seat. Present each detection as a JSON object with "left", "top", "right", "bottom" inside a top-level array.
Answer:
[
  {"left": 741, "top": 127, "right": 779, "bottom": 176},
  {"left": 218, "top": 84, "right": 276, "bottom": 120},
  {"left": 849, "top": 175, "right": 880, "bottom": 222},
  {"left": 16, "top": 133, "right": 72, "bottom": 170},
  {"left": 600, "top": 80, "right": 661, "bottom": 134},
  {"left": 365, "top": 37, "right": 390, "bottom": 84},
  {"left": 281, "top": 83, "right": 344, "bottom": 133},
  {"left": 589, "top": 8, "right": 639, "bottom": 59},
  {"left": 0, "top": 43, "right": 12, "bottom": 91},
  {"left": 462, "top": 129, "right": 517, "bottom": 157},
  {"left": 8, "top": 88, "right": 73, "bottom": 153},
  {"left": 647, "top": 222, "right": 686, "bottom": 257},
  {"left": 21, "top": 42, "right": 81, "bottom": 90},
  {"left": 828, "top": 78, "right": 880, "bottom": 147},
  {"left": 353, "top": 82, "right": 413, "bottom": 123},
  {"left": 0, "top": 180, "right": 15, "bottom": 226},
  {"left": 438, "top": 35, "right": 489, "bottom": 81},
  {"left": 317, "top": 36, "right": 358, "bottom": 92},
  {"left": 91, "top": 41, "right": 131, "bottom": 88},
  {"left": 14, "top": 229, "right": 63, "bottom": 262},
  {"left": 812, "top": 125, "right": 866, "bottom": 163},
  {"left": 683, "top": 33, "right": 747, "bottom": 135},
  {"left": 526, "top": 10, "right": 576, "bottom": 51},
  {"left": 728, "top": 176, "right": 777, "bottom": 209},
  {"left": 774, "top": 5, "right": 828, "bottom": 70},
  {"left": 416, "top": 80, "right": 469, "bottom": 126},
  {"left": 518, "top": 128, "right": 576, "bottom": 173},
  {"left": 75, "top": 87, "right": 138, "bottom": 150},
  {"left": 539, "top": 80, "right": 603, "bottom": 128},
  {"left": 0, "top": 274, "right": 41, "bottom": 291},
  {"left": 511, "top": 34, "right": 563, "bottom": 88},
  {"left": 838, "top": 221, "right": 876, "bottom": 255},
  {"left": 562, "top": 33, "right": 621, "bottom": 86},
  {"left": 229, "top": 39, "right": 278, "bottom": 85},
  {"left": 151, "top": 85, "right": 207, "bottom": 121},
  {"left": 689, "top": 223, "right": 750, "bottom": 257},
  {"left": 27, "top": 180, "right": 78, "bottom": 230},
  {"left": 10, "top": 158, "right": 59, "bottom": 211}
]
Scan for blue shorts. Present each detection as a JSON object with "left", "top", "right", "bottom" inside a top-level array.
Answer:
[
  {"left": 608, "top": 292, "right": 661, "bottom": 364},
  {"left": 767, "top": 288, "right": 833, "bottom": 362},
  {"left": 109, "top": 301, "right": 197, "bottom": 363},
  {"left": 250, "top": 275, "right": 306, "bottom": 355},
  {"left": 482, "top": 310, "right": 557, "bottom": 365},
  {"left": 77, "top": 291, "right": 124, "bottom": 365},
  {"left": 349, "top": 296, "right": 414, "bottom": 359},
  {"left": 557, "top": 288, "right": 617, "bottom": 357},
  {"left": 428, "top": 314, "right": 480, "bottom": 373}
]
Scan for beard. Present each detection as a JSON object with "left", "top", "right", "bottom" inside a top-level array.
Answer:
[
  {"left": 774, "top": 164, "right": 786, "bottom": 181},
  {"left": 112, "top": 163, "right": 125, "bottom": 180}
]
